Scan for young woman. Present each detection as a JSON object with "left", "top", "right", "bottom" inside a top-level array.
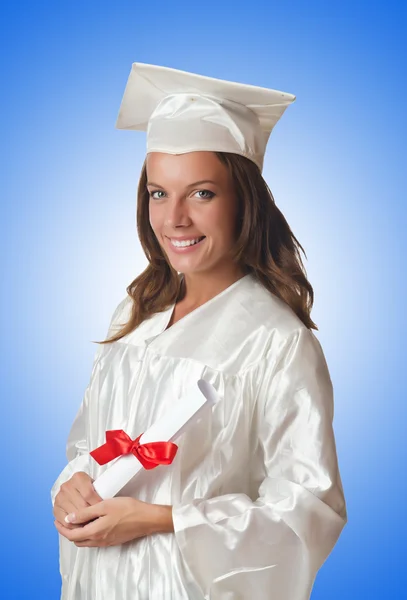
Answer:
[{"left": 51, "top": 63, "right": 347, "bottom": 600}]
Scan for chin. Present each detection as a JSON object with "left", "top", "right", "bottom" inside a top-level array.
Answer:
[
  {"left": 168, "top": 260, "right": 204, "bottom": 274},
  {"left": 171, "top": 263, "right": 201, "bottom": 275}
]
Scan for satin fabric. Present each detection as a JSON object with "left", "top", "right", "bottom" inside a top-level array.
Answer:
[
  {"left": 115, "top": 62, "right": 296, "bottom": 173},
  {"left": 51, "top": 273, "right": 347, "bottom": 600}
]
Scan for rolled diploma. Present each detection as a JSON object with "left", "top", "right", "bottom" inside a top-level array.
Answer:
[{"left": 93, "top": 379, "right": 219, "bottom": 499}]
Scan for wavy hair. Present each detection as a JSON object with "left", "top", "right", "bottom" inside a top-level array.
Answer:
[{"left": 98, "top": 151, "right": 317, "bottom": 344}]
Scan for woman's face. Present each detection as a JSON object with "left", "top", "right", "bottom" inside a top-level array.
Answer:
[{"left": 147, "top": 151, "right": 240, "bottom": 277}]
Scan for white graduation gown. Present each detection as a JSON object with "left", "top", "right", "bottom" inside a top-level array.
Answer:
[{"left": 51, "top": 273, "right": 347, "bottom": 600}]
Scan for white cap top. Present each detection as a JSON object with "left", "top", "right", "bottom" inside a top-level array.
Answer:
[{"left": 116, "top": 62, "right": 296, "bottom": 172}]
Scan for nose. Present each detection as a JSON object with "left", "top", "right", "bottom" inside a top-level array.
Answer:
[{"left": 164, "top": 197, "right": 192, "bottom": 228}]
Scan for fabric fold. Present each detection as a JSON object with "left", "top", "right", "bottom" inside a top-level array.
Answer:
[{"left": 171, "top": 328, "right": 347, "bottom": 600}]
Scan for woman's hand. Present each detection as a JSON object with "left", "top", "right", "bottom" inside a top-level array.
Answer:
[
  {"left": 53, "top": 497, "right": 174, "bottom": 547},
  {"left": 53, "top": 471, "right": 103, "bottom": 529}
]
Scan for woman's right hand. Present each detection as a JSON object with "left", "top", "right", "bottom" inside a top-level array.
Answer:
[{"left": 53, "top": 471, "right": 103, "bottom": 529}]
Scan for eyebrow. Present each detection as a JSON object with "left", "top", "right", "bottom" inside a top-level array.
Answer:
[{"left": 146, "top": 179, "right": 219, "bottom": 188}]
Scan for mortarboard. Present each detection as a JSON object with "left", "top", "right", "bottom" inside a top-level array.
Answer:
[{"left": 116, "top": 62, "right": 295, "bottom": 172}]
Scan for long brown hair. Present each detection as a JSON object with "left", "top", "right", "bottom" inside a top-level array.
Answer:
[{"left": 99, "top": 151, "right": 317, "bottom": 344}]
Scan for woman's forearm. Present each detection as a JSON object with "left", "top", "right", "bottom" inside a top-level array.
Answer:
[{"left": 148, "top": 504, "right": 174, "bottom": 534}]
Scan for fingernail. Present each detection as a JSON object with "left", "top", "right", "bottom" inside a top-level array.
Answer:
[{"left": 65, "top": 513, "right": 76, "bottom": 523}]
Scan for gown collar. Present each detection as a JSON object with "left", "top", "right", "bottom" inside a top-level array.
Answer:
[{"left": 142, "top": 273, "right": 254, "bottom": 347}]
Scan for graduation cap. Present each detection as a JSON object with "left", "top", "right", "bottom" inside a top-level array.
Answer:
[{"left": 116, "top": 62, "right": 296, "bottom": 172}]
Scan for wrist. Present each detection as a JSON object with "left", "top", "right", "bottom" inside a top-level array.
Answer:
[{"left": 150, "top": 504, "right": 174, "bottom": 534}]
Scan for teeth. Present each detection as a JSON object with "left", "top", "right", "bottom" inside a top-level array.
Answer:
[{"left": 171, "top": 237, "right": 203, "bottom": 248}]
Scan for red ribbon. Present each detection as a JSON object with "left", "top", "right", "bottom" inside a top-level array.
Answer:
[{"left": 90, "top": 430, "right": 178, "bottom": 470}]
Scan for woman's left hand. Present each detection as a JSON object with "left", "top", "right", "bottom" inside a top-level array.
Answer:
[{"left": 54, "top": 497, "right": 174, "bottom": 547}]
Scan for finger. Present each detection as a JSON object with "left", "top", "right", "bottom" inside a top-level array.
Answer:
[
  {"left": 74, "top": 539, "right": 104, "bottom": 548},
  {"left": 53, "top": 506, "right": 72, "bottom": 527},
  {"left": 73, "top": 478, "right": 103, "bottom": 506},
  {"left": 66, "top": 485, "right": 93, "bottom": 510},
  {"left": 53, "top": 506, "right": 85, "bottom": 529},
  {"left": 54, "top": 497, "right": 81, "bottom": 522},
  {"left": 56, "top": 482, "right": 91, "bottom": 514},
  {"left": 55, "top": 517, "right": 103, "bottom": 542},
  {"left": 54, "top": 520, "right": 87, "bottom": 541},
  {"left": 55, "top": 488, "right": 84, "bottom": 511},
  {"left": 65, "top": 502, "right": 106, "bottom": 525}
]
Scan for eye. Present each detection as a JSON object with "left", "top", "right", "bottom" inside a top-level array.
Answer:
[
  {"left": 149, "top": 190, "right": 166, "bottom": 199},
  {"left": 194, "top": 189, "right": 215, "bottom": 200}
]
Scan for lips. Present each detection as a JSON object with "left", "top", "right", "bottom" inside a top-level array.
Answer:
[
  {"left": 166, "top": 235, "right": 206, "bottom": 252},
  {"left": 168, "top": 236, "right": 206, "bottom": 248}
]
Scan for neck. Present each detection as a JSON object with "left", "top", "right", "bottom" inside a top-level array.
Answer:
[{"left": 180, "top": 264, "right": 247, "bottom": 308}]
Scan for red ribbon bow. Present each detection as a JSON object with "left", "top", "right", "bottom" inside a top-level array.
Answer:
[{"left": 89, "top": 430, "right": 178, "bottom": 470}]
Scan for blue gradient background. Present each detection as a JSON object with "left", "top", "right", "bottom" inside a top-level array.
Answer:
[{"left": 1, "top": 1, "right": 405, "bottom": 598}]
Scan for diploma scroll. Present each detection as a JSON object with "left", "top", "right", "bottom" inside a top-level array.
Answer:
[{"left": 92, "top": 379, "right": 219, "bottom": 499}]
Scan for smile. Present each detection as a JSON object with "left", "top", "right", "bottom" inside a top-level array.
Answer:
[{"left": 169, "top": 236, "right": 206, "bottom": 248}]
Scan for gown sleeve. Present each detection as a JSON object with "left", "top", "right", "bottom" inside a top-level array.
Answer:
[
  {"left": 171, "top": 326, "right": 347, "bottom": 600},
  {"left": 50, "top": 296, "right": 130, "bottom": 507}
]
